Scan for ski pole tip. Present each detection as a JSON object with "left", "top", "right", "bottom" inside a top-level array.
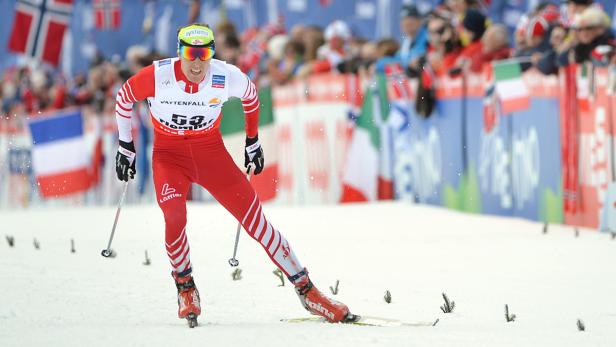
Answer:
[{"left": 101, "top": 249, "right": 116, "bottom": 258}]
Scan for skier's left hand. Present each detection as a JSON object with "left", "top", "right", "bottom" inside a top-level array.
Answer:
[{"left": 244, "top": 135, "right": 264, "bottom": 175}]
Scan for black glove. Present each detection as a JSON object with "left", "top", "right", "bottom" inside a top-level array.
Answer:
[
  {"left": 244, "top": 135, "right": 264, "bottom": 175},
  {"left": 115, "top": 140, "right": 136, "bottom": 181}
]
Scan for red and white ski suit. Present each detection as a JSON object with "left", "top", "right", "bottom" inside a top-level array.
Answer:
[{"left": 115, "top": 58, "right": 303, "bottom": 278}]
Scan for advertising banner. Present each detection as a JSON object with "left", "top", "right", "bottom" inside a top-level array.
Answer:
[
  {"left": 464, "top": 73, "right": 511, "bottom": 217},
  {"left": 272, "top": 74, "right": 355, "bottom": 204},
  {"left": 390, "top": 75, "right": 465, "bottom": 207},
  {"left": 572, "top": 67, "right": 613, "bottom": 228},
  {"left": 511, "top": 72, "right": 561, "bottom": 222},
  {"left": 392, "top": 69, "right": 563, "bottom": 222}
]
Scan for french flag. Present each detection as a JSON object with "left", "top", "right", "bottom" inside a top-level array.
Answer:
[{"left": 28, "top": 109, "right": 92, "bottom": 198}]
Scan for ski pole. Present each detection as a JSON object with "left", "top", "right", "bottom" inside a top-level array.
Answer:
[
  {"left": 228, "top": 165, "right": 254, "bottom": 267},
  {"left": 101, "top": 181, "right": 129, "bottom": 258}
]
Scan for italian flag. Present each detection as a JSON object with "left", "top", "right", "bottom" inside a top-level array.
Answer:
[
  {"left": 493, "top": 60, "right": 530, "bottom": 114},
  {"left": 340, "top": 75, "right": 393, "bottom": 202},
  {"left": 220, "top": 86, "right": 278, "bottom": 202}
]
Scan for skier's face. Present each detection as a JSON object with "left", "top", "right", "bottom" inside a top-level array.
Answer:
[{"left": 179, "top": 52, "right": 211, "bottom": 84}]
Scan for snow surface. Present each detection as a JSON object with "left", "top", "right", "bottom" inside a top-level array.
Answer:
[{"left": 1, "top": 201, "right": 615, "bottom": 347}]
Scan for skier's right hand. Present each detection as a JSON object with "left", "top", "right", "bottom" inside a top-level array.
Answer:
[{"left": 116, "top": 140, "right": 136, "bottom": 181}]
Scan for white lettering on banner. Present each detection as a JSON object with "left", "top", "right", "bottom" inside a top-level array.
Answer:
[
  {"left": 408, "top": 128, "right": 442, "bottom": 200},
  {"left": 511, "top": 128, "right": 540, "bottom": 210},
  {"left": 393, "top": 131, "right": 413, "bottom": 201},
  {"left": 579, "top": 107, "right": 608, "bottom": 210},
  {"left": 356, "top": 1, "right": 376, "bottom": 19},
  {"left": 287, "top": 0, "right": 307, "bottom": 12},
  {"left": 478, "top": 129, "right": 512, "bottom": 209},
  {"left": 225, "top": 0, "right": 243, "bottom": 9},
  {"left": 390, "top": 103, "right": 414, "bottom": 201}
]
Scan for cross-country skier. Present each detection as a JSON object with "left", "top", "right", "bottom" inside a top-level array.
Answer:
[{"left": 114, "top": 23, "right": 352, "bottom": 326}]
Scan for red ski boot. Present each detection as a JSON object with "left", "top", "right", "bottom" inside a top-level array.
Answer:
[
  {"left": 172, "top": 272, "right": 201, "bottom": 328},
  {"left": 292, "top": 269, "right": 354, "bottom": 323}
]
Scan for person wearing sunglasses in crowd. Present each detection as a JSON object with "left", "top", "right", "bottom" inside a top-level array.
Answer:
[
  {"left": 570, "top": 6, "right": 615, "bottom": 65},
  {"left": 422, "top": 11, "right": 461, "bottom": 76},
  {"left": 113, "top": 23, "right": 353, "bottom": 326}
]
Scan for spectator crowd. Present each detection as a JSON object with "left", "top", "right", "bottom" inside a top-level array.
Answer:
[{"left": 1, "top": 0, "right": 615, "bottom": 119}]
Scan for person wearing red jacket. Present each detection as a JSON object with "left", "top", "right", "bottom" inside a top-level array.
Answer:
[
  {"left": 456, "top": 8, "right": 487, "bottom": 73},
  {"left": 469, "top": 24, "right": 512, "bottom": 73},
  {"left": 114, "top": 24, "right": 352, "bottom": 327}
]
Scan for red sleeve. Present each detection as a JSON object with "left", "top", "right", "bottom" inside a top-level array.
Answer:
[
  {"left": 122, "top": 64, "right": 155, "bottom": 102},
  {"left": 115, "top": 64, "right": 155, "bottom": 142}
]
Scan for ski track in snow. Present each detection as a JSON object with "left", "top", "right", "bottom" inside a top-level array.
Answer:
[{"left": 1, "top": 202, "right": 615, "bottom": 347}]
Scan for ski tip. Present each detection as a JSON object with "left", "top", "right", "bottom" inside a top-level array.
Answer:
[{"left": 432, "top": 318, "right": 440, "bottom": 326}]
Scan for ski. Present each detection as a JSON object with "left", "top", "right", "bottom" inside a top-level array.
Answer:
[{"left": 282, "top": 314, "right": 439, "bottom": 327}]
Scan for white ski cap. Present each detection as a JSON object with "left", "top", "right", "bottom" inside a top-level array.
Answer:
[{"left": 324, "top": 20, "right": 351, "bottom": 41}]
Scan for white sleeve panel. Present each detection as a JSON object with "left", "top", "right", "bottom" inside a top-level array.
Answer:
[
  {"left": 115, "top": 84, "right": 134, "bottom": 142},
  {"left": 116, "top": 114, "right": 133, "bottom": 142},
  {"left": 226, "top": 63, "right": 254, "bottom": 100}
]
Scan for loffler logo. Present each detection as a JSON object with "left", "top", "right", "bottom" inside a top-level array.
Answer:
[
  {"left": 159, "top": 183, "right": 182, "bottom": 203},
  {"left": 305, "top": 297, "right": 335, "bottom": 321}
]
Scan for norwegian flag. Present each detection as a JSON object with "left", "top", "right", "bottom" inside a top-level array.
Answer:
[
  {"left": 483, "top": 65, "right": 498, "bottom": 133},
  {"left": 383, "top": 62, "right": 412, "bottom": 101},
  {"left": 7, "top": 0, "right": 73, "bottom": 67},
  {"left": 93, "top": 0, "right": 121, "bottom": 30},
  {"left": 483, "top": 82, "right": 498, "bottom": 133}
]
